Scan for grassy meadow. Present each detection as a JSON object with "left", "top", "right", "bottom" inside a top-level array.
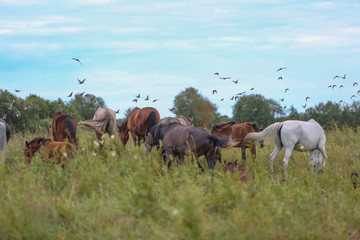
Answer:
[{"left": 1, "top": 126, "right": 360, "bottom": 240}]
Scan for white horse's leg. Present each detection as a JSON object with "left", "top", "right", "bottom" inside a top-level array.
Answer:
[
  {"left": 309, "top": 150, "right": 321, "bottom": 172},
  {"left": 269, "top": 134, "right": 283, "bottom": 173},
  {"left": 318, "top": 143, "right": 328, "bottom": 171},
  {"left": 282, "top": 146, "right": 294, "bottom": 177},
  {"left": 269, "top": 144, "right": 282, "bottom": 173}
]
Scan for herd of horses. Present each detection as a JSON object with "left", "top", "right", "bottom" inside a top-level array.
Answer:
[{"left": 0, "top": 107, "right": 329, "bottom": 178}]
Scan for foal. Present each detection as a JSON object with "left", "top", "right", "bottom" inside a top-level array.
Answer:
[{"left": 25, "top": 137, "right": 75, "bottom": 167}]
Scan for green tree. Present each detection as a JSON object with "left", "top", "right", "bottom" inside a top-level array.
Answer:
[
  {"left": 233, "top": 94, "right": 284, "bottom": 127},
  {"left": 68, "top": 94, "right": 105, "bottom": 121},
  {"left": 173, "top": 87, "right": 217, "bottom": 128}
]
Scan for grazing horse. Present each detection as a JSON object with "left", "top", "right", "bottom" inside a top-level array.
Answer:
[
  {"left": 52, "top": 111, "right": 77, "bottom": 146},
  {"left": 145, "top": 122, "right": 181, "bottom": 152},
  {"left": 78, "top": 108, "right": 117, "bottom": 144},
  {"left": 211, "top": 121, "right": 264, "bottom": 162},
  {"left": 0, "top": 118, "right": 11, "bottom": 164},
  {"left": 161, "top": 115, "right": 192, "bottom": 126},
  {"left": 147, "top": 122, "right": 235, "bottom": 171},
  {"left": 118, "top": 107, "right": 160, "bottom": 146},
  {"left": 244, "top": 119, "right": 328, "bottom": 177},
  {"left": 24, "top": 137, "right": 75, "bottom": 167}
]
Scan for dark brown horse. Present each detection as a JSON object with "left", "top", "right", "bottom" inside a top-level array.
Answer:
[
  {"left": 78, "top": 108, "right": 117, "bottom": 145},
  {"left": 147, "top": 122, "right": 235, "bottom": 171},
  {"left": 211, "top": 121, "right": 263, "bottom": 161},
  {"left": 161, "top": 115, "right": 192, "bottom": 126},
  {"left": 24, "top": 137, "right": 75, "bottom": 168},
  {"left": 118, "top": 107, "right": 160, "bottom": 146},
  {"left": 52, "top": 111, "right": 77, "bottom": 146}
]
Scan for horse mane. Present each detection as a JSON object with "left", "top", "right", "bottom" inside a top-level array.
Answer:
[
  {"left": 146, "top": 111, "right": 158, "bottom": 134},
  {"left": 246, "top": 122, "right": 261, "bottom": 132},
  {"left": 27, "top": 137, "right": 51, "bottom": 145},
  {"left": 152, "top": 122, "right": 182, "bottom": 139},
  {"left": 211, "top": 121, "right": 236, "bottom": 133}
]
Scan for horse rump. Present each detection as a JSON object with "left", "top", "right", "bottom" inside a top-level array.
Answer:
[{"left": 0, "top": 122, "right": 8, "bottom": 163}]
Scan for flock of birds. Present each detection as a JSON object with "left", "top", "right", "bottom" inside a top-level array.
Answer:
[
  {"left": 209, "top": 67, "right": 360, "bottom": 113},
  {"left": 210, "top": 67, "right": 297, "bottom": 112},
  {"left": 3, "top": 58, "right": 359, "bottom": 120}
]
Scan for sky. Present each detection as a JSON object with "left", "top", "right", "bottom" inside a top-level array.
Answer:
[{"left": 1, "top": 0, "right": 360, "bottom": 119}]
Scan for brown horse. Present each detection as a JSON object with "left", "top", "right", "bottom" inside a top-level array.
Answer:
[
  {"left": 225, "top": 160, "right": 253, "bottom": 183},
  {"left": 161, "top": 115, "right": 192, "bottom": 126},
  {"left": 211, "top": 121, "right": 263, "bottom": 161},
  {"left": 52, "top": 111, "right": 77, "bottom": 146},
  {"left": 78, "top": 108, "right": 117, "bottom": 144},
  {"left": 24, "top": 137, "right": 75, "bottom": 167},
  {"left": 118, "top": 107, "right": 160, "bottom": 146}
]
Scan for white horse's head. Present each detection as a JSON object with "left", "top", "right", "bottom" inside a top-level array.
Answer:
[{"left": 309, "top": 150, "right": 322, "bottom": 172}]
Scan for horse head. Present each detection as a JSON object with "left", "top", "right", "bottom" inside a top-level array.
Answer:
[
  {"left": 24, "top": 137, "right": 49, "bottom": 162},
  {"left": 118, "top": 122, "right": 129, "bottom": 146}
]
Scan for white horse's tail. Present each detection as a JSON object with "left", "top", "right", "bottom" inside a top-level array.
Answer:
[
  {"left": 244, "top": 122, "right": 284, "bottom": 145},
  {"left": 0, "top": 122, "right": 8, "bottom": 164},
  {"left": 78, "top": 119, "right": 107, "bottom": 135}
]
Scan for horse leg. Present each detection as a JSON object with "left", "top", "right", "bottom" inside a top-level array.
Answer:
[
  {"left": 269, "top": 144, "right": 282, "bottom": 173},
  {"left": 318, "top": 141, "right": 328, "bottom": 171},
  {"left": 215, "top": 148, "right": 222, "bottom": 163},
  {"left": 241, "top": 147, "right": 246, "bottom": 162},
  {"left": 250, "top": 143, "right": 256, "bottom": 160},
  {"left": 197, "top": 158, "right": 204, "bottom": 172},
  {"left": 282, "top": 146, "right": 294, "bottom": 178},
  {"left": 130, "top": 132, "right": 137, "bottom": 146}
]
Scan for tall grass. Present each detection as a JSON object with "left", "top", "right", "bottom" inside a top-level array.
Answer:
[{"left": 0, "top": 126, "right": 360, "bottom": 239}]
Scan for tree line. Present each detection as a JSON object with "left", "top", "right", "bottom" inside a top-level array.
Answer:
[{"left": 1, "top": 87, "right": 360, "bottom": 132}]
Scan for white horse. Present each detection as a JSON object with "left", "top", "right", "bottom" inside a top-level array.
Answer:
[
  {"left": 0, "top": 119, "right": 11, "bottom": 164},
  {"left": 244, "top": 119, "right": 327, "bottom": 177}
]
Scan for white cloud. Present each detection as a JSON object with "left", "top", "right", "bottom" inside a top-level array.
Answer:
[
  {"left": 0, "top": 29, "right": 13, "bottom": 34},
  {"left": 311, "top": 1, "right": 335, "bottom": 9}
]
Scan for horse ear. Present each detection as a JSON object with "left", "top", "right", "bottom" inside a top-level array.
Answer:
[{"left": 25, "top": 141, "right": 29, "bottom": 146}]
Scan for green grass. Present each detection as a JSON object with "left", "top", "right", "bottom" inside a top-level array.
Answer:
[{"left": 1, "top": 127, "right": 360, "bottom": 240}]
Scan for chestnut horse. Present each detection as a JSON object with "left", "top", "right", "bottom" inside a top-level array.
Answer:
[
  {"left": 78, "top": 108, "right": 117, "bottom": 145},
  {"left": 161, "top": 115, "right": 192, "bottom": 126},
  {"left": 24, "top": 137, "right": 75, "bottom": 167},
  {"left": 211, "top": 121, "right": 263, "bottom": 162},
  {"left": 52, "top": 111, "right": 77, "bottom": 146},
  {"left": 118, "top": 107, "right": 160, "bottom": 146},
  {"left": 0, "top": 118, "right": 11, "bottom": 164}
]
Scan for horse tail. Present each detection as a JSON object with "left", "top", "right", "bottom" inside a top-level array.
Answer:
[
  {"left": 78, "top": 119, "right": 107, "bottom": 135},
  {"left": 208, "top": 135, "right": 236, "bottom": 149},
  {"left": 65, "top": 118, "right": 77, "bottom": 146},
  {"left": 243, "top": 122, "right": 284, "bottom": 146},
  {"left": 0, "top": 122, "right": 8, "bottom": 164},
  {"left": 146, "top": 111, "right": 158, "bottom": 135},
  {"left": 211, "top": 121, "right": 236, "bottom": 134}
]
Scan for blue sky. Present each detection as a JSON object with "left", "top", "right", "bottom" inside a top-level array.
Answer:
[{"left": 1, "top": 0, "right": 360, "bottom": 119}]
